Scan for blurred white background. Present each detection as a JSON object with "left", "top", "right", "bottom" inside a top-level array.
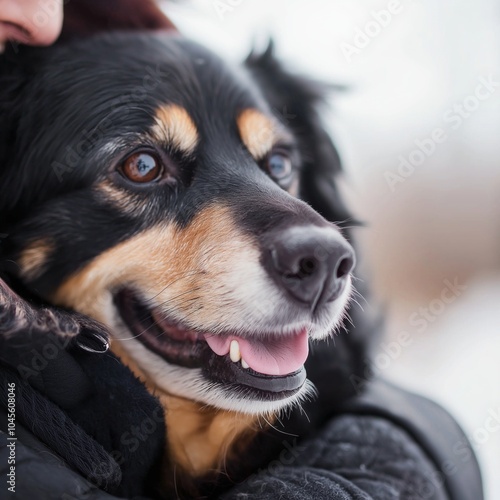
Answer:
[{"left": 163, "top": 1, "right": 500, "bottom": 498}]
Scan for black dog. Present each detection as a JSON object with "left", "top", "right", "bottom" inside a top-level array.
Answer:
[{"left": 0, "top": 32, "right": 368, "bottom": 492}]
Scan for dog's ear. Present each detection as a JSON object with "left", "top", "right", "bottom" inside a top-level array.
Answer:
[
  {"left": 60, "top": 0, "right": 176, "bottom": 41},
  {"left": 245, "top": 43, "right": 354, "bottom": 229}
]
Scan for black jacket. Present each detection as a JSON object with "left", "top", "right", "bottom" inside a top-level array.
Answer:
[
  {"left": 0, "top": 360, "right": 483, "bottom": 499},
  {"left": 0, "top": 283, "right": 483, "bottom": 499}
]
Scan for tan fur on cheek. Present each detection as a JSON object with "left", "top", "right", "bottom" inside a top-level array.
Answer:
[
  {"left": 95, "top": 180, "right": 145, "bottom": 215},
  {"left": 49, "top": 222, "right": 177, "bottom": 323},
  {"left": 50, "top": 204, "right": 261, "bottom": 331},
  {"left": 18, "top": 238, "right": 54, "bottom": 281}
]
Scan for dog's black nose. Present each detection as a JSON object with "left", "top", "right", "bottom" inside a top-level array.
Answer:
[{"left": 266, "top": 226, "right": 355, "bottom": 309}]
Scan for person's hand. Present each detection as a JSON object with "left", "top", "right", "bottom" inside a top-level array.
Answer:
[{"left": 0, "top": 0, "right": 63, "bottom": 49}]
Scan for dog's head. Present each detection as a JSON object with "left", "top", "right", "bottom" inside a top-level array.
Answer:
[{"left": 0, "top": 33, "right": 355, "bottom": 416}]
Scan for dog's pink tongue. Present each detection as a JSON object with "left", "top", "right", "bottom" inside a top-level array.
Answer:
[{"left": 204, "top": 329, "right": 309, "bottom": 376}]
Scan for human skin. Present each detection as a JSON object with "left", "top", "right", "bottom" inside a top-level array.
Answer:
[{"left": 0, "top": 0, "right": 63, "bottom": 49}]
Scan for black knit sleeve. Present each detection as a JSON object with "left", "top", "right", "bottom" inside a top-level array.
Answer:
[{"left": 219, "top": 413, "right": 449, "bottom": 500}]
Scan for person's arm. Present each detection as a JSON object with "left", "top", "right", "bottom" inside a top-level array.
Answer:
[
  {"left": 217, "top": 378, "right": 483, "bottom": 500},
  {"left": 220, "top": 413, "right": 448, "bottom": 500}
]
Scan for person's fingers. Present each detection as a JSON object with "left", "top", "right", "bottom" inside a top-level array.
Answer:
[{"left": 0, "top": 0, "right": 63, "bottom": 46}]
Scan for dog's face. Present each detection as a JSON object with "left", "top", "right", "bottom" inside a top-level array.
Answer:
[{"left": 0, "top": 33, "right": 354, "bottom": 416}]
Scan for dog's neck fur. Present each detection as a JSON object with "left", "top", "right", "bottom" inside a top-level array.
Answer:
[{"left": 111, "top": 341, "right": 261, "bottom": 478}]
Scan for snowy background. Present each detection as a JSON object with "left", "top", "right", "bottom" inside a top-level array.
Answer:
[{"left": 162, "top": 1, "right": 500, "bottom": 498}]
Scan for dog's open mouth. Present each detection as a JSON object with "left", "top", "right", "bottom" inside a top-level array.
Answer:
[{"left": 114, "top": 289, "right": 308, "bottom": 399}]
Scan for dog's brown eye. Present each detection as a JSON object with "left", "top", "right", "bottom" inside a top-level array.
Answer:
[
  {"left": 265, "top": 152, "right": 293, "bottom": 182},
  {"left": 120, "top": 152, "right": 163, "bottom": 183}
]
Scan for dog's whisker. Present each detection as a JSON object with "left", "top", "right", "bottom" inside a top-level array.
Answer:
[
  {"left": 152, "top": 287, "right": 203, "bottom": 313},
  {"left": 343, "top": 312, "right": 355, "bottom": 329},
  {"left": 119, "top": 322, "right": 158, "bottom": 341},
  {"left": 116, "top": 290, "right": 202, "bottom": 341},
  {"left": 351, "top": 274, "right": 366, "bottom": 283},
  {"left": 144, "top": 270, "right": 207, "bottom": 302},
  {"left": 128, "top": 289, "right": 203, "bottom": 330},
  {"left": 353, "top": 291, "right": 369, "bottom": 307},
  {"left": 172, "top": 465, "right": 179, "bottom": 500},
  {"left": 123, "top": 307, "right": 202, "bottom": 341},
  {"left": 351, "top": 286, "right": 367, "bottom": 298},
  {"left": 259, "top": 410, "right": 299, "bottom": 438},
  {"left": 350, "top": 296, "right": 365, "bottom": 312}
]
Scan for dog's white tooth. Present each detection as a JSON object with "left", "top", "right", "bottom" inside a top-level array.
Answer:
[
  {"left": 229, "top": 340, "right": 241, "bottom": 363},
  {"left": 241, "top": 358, "right": 249, "bottom": 369}
]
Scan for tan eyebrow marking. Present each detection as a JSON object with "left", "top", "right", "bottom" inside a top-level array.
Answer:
[
  {"left": 150, "top": 104, "right": 199, "bottom": 154},
  {"left": 237, "top": 108, "right": 286, "bottom": 159}
]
